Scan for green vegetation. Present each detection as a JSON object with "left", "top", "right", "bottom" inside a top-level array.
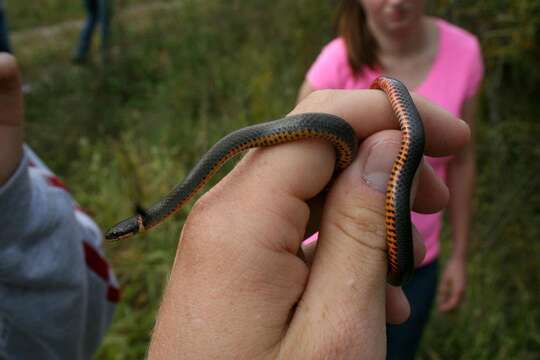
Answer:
[{"left": 9, "top": 0, "right": 540, "bottom": 358}]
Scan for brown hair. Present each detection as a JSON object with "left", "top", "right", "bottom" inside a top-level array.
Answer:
[{"left": 336, "top": 0, "right": 378, "bottom": 74}]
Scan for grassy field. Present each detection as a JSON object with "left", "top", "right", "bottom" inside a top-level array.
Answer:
[{"left": 8, "top": 0, "right": 540, "bottom": 359}]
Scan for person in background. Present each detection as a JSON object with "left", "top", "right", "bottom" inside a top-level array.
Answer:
[
  {"left": 73, "top": 0, "right": 111, "bottom": 64},
  {"left": 0, "top": 53, "right": 117, "bottom": 358},
  {"left": 0, "top": 0, "right": 11, "bottom": 53},
  {"left": 298, "top": 0, "right": 483, "bottom": 358}
]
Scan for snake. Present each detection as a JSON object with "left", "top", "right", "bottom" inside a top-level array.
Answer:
[{"left": 105, "top": 76, "right": 425, "bottom": 286}]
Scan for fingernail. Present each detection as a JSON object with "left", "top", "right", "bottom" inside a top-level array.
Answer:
[{"left": 361, "top": 141, "right": 400, "bottom": 193}]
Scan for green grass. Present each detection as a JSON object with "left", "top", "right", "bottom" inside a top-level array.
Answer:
[
  {"left": 5, "top": 0, "right": 162, "bottom": 31},
  {"left": 10, "top": 0, "right": 540, "bottom": 358}
]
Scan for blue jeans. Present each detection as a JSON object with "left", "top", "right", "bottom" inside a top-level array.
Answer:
[
  {"left": 0, "top": 2, "right": 11, "bottom": 53},
  {"left": 74, "top": 0, "right": 110, "bottom": 60},
  {"left": 387, "top": 260, "right": 439, "bottom": 360}
]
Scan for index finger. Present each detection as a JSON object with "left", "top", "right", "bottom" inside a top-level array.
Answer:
[{"left": 290, "top": 89, "right": 470, "bottom": 156}]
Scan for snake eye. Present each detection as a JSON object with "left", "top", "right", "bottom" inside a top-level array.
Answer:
[{"left": 105, "top": 217, "right": 139, "bottom": 240}]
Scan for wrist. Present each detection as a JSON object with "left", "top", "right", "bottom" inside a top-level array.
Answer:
[
  {"left": 450, "top": 252, "right": 467, "bottom": 263},
  {"left": 450, "top": 236, "right": 469, "bottom": 262}
]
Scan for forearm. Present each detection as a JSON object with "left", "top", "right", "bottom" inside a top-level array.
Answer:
[
  {"left": 437, "top": 150, "right": 474, "bottom": 312},
  {"left": 0, "top": 147, "right": 91, "bottom": 287},
  {"left": 447, "top": 151, "right": 475, "bottom": 260},
  {"left": 446, "top": 93, "right": 479, "bottom": 261},
  {"left": 0, "top": 147, "right": 116, "bottom": 358}
]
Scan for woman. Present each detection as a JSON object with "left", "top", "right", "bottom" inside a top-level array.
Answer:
[{"left": 298, "top": 1, "right": 483, "bottom": 358}]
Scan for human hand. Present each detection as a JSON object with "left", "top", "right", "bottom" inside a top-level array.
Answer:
[
  {"left": 0, "top": 53, "right": 24, "bottom": 186},
  {"left": 437, "top": 256, "right": 467, "bottom": 312},
  {"left": 148, "top": 90, "right": 470, "bottom": 359}
]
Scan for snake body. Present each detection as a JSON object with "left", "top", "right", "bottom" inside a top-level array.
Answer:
[
  {"left": 105, "top": 76, "right": 424, "bottom": 286},
  {"left": 371, "top": 77, "right": 425, "bottom": 285}
]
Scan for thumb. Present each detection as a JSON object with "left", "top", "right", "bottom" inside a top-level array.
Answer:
[
  {"left": 283, "top": 130, "right": 403, "bottom": 359},
  {"left": 0, "top": 53, "right": 23, "bottom": 126},
  {"left": 0, "top": 53, "right": 24, "bottom": 186}
]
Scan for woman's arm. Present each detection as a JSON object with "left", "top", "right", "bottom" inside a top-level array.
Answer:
[
  {"left": 448, "top": 96, "right": 477, "bottom": 259},
  {"left": 437, "top": 94, "right": 478, "bottom": 312}
]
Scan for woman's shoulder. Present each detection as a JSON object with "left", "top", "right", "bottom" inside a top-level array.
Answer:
[
  {"left": 318, "top": 37, "right": 348, "bottom": 62},
  {"left": 307, "top": 37, "right": 354, "bottom": 90},
  {"left": 430, "top": 17, "right": 484, "bottom": 103},
  {"left": 434, "top": 17, "right": 481, "bottom": 52}
]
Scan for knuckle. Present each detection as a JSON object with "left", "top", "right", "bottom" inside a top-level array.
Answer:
[
  {"left": 326, "top": 202, "right": 387, "bottom": 251},
  {"left": 314, "top": 319, "right": 360, "bottom": 357},
  {"left": 294, "top": 89, "right": 337, "bottom": 113}
]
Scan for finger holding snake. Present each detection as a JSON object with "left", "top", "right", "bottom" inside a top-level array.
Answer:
[{"left": 146, "top": 83, "right": 469, "bottom": 358}]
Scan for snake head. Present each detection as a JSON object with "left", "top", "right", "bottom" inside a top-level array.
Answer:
[{"left": 104, "top": 215, "right": 143, "bottom": 241}]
